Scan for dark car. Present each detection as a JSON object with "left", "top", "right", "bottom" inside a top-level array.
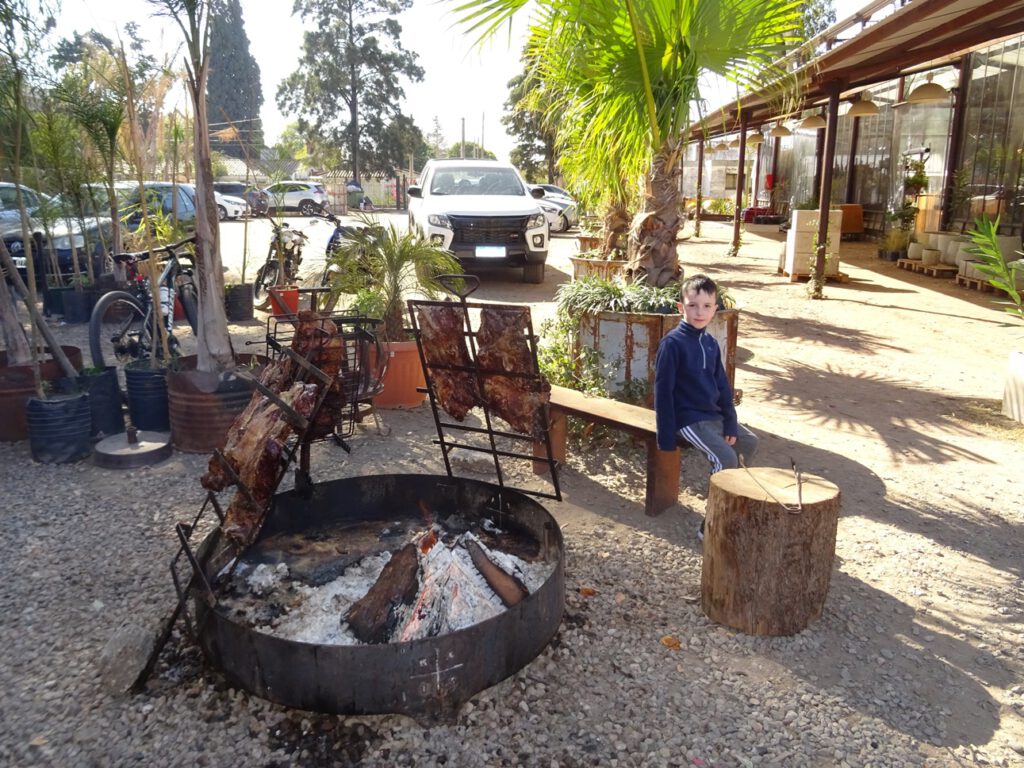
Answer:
[{"left": 120, "top": 181, "right": 199, "bottom": 234}]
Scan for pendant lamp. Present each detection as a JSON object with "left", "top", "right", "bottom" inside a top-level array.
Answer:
[
  {"left": 798, "top": 114, "right": 826, "bottom": 130},
  {"left": 728, "top": 138, "right": 740, "bottom": 149},
  {"left": 747, "top": 133, "right": 764, "bottom": 146},
  {"left": 769, "top": 124, "right": 792, "bottom": 138},
  {"left": 907, "top": 73, "right": 948, "bottom": 104},
  {"left": 847, "top": 92, "right": 879, "bottom": 117}
]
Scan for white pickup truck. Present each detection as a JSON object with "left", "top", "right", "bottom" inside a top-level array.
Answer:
[{"left": 407, "top": 159, "right": 550, "bottom": 283}]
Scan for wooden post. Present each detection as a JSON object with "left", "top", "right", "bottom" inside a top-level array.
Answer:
[{"left": 701, "top": 467, "right": 840, "bottom": 636}]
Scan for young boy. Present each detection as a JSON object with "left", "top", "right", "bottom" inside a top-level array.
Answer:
[{"left": 654, "top": 274, "right": 758, "bottom": 539}]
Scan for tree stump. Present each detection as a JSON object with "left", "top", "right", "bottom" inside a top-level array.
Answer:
[{"left": 701, "top": 467, "right": 840, "bottom": 636}]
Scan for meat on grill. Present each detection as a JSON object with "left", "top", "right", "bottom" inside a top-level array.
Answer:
[
  {"left": 416, "top": 305, "right": 480, "bottom": 420},
  {"left": 201, "top": 311, "right": 345, "bottom": 545},
  {"left": 475, "top": 307, "right": 550, "bottom": 437}
]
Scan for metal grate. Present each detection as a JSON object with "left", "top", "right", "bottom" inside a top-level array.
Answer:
[
  {"left": 408, "top": 276, "right": 561, "bottom": 503},
  {"left": 449, "top": 215, "right": 529, "bottom": 246}
]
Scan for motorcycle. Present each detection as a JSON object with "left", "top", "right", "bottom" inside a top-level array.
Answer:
[
  {"left": 317, "top": 208, "right": 384, "bottom": 288},
  {"left": 253, "top": 219, "right": 309, "bottom": 304}
]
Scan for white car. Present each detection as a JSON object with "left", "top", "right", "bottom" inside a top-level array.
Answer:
[
  {"left": 537, "top": 195, "right": 579, "bottom": 233},
  {"left": 407, "top": 159, "right": 549, "bottom": 283},
  {"left": 214, "top": 191, "right": 247, "bottom": 220}
]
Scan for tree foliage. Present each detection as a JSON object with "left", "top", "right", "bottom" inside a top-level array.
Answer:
[
  {"left": 802, "top": 0, "right": 836, "bottom": 42},
  {"left": 446, "top": 140, "right": 495, "bottom": 160},
  {"left": 503, "top": 69, "right": 555, "bottom": 183},
  {"left": 207, "top": 0, "right": 263, "bottom": 158},
  {"left": 276, "top": 0, "right": 423, "bottom": 183}
]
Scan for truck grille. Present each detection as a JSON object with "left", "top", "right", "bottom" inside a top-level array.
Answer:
[{"left": 449, "top": 215, "right": 528, "bottom": 246}]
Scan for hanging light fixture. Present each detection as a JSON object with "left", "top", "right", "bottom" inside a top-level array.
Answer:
[
  {"left": 907, "top": 73, "right": 949, "bottom": 104},
  {"left": 712, "top": 141, "right": 729, "bottom": 154},
  {"left": 769, "top": 123, "right": 792, "bottom": 138},
  {"left": 747, "top": 132, "right": 764, "bottom": 146},
  {"left": 798, "top": 114, "right": 826, "bottom": 130},
  {"left": 847, "top": 91, "right": 879, "bottom": 117},
  {"left": 728, "top": 137, "right": 740, "bottom": 149}
]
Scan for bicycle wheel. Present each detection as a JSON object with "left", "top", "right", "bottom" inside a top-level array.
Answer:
[
  {"left": 89, "top": 290, "right": 149, "bottom": 369},
  {"left": 253, "top": 261, "right": 279, "bottom": 302}
]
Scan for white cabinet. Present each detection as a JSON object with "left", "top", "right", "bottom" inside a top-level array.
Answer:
[{"left": 781, "top": 209, "right": 842, "bottom": 276}]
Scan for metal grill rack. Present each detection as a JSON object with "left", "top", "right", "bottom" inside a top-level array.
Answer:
[
  {"left": 408, "top": 277, "right": 561, "bottom": 503},
  {"left": 263, "top": 313, "right": 386, "bottom": 448}
]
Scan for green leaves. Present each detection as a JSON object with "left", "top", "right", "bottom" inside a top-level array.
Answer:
[{"left": 967, "top": 215, "right": 1024, "bottom": 323}]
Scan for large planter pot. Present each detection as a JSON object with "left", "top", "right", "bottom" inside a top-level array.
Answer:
[
  {"left": 0, "top": 346, "right": 83, "bottom": 442},
  {"left": 372, "top": 340, "right": 426, "bottom": 410},
  {"left": 1004, "top": 351, "right": 1024, "bottom": 425},
  {"left": 26, "top": 391, "right": 92, "bottom": 463},
  {"left": 224, "top": 284, "right": 255, "bottom": 322},
  {"left": 124, "top": 363, "right": 169, "bottom": 432},
  {"left": 78, "top": 366, "right": 125, "bottom": 439},
  {"left": 167, "top": 354, "right": 267, "bottom": 452},
  {"left": 576, "top": 234, "right": 602, "bottom": 252},
  {"left": 569, "top": 255, "right": 627, "bottom": 282},
  {"left": 43, "top": 285, "right": 73, "bottom": 317},
  {"left": 576, "top": 309, "right": 739, "bottom": 401},
  {"left": 61, "top": 288, "right": 100, "bottom": 324}
]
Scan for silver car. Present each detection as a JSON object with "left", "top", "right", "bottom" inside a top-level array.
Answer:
[{"left": 262, "top": 180, "right": 328, "bottom": 216}]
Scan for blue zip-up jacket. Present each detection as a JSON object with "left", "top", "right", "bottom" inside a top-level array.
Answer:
[{"left": 654, "top": 319, "right": 737, "bottom": 451}]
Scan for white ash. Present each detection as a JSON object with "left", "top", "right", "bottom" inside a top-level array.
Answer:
[{"left": 242, "top": 562, "right": 291, "bottom": 596}]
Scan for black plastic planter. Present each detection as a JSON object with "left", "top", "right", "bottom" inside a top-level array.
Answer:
[
  {"left": 125, "top": 363, "right": 169, "bottom": 431},
  {"left": 224, "top": 284, "right": 255, "bottom": 322},
  {"left": 78, "top": 367, "right": 125, "bottom": 438},
  {"left": 26, "top": 392, "right": 92, "bottom": 463},
  {"left": 61, "top": 289, "right": 99, "bottom": 324}
]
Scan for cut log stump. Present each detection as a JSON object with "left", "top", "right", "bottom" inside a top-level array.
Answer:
[{"left": 700, "top": 467, "right": 840, "bottom": 636}]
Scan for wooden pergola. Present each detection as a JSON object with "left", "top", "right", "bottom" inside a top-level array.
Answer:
[{"left": 690, "top": 0, "right": 1024, "bottom": 279}]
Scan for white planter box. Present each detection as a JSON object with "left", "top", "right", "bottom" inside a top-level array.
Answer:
[
  {"left": 782, "top": 210, "right": 841, "bottom": 276},
  {"left": 1004, "top": 351, "right": 1024, "bottom": 424}
]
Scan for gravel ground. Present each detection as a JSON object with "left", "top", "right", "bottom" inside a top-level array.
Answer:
[{"left": 1, "top": 223, "right": 1022, "bottom": 767}]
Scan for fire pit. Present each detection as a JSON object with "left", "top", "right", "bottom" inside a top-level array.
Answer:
[{"left": 189, "top": 473, "right": 564, "bottom": 719}]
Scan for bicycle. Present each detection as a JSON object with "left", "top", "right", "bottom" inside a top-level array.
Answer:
[{"left": 88, "top": 236, "right": 199, "bottom": 369}]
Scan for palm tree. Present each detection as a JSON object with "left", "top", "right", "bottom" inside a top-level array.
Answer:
[{"left": 451, "top": 0, "right": 803, "bottom": 286}]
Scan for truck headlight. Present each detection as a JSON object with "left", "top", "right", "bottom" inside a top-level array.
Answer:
[
  {"left": 526, "top": 213, "right": 546, "bottom": 230},
  {"left": 427, "top": 213, "right": 452, "bottom": 229}
]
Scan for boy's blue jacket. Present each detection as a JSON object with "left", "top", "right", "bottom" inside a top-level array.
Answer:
[{"left": 654, "top": 319, "right": 737, "bottom": 451}]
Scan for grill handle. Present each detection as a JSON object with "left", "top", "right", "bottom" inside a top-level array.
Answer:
[{"left": 438, "top": 273, "right": 478, "bottom": 300}]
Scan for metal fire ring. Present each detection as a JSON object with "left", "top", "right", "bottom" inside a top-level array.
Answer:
[{"left": 93, "top": 428, "right": 173, "bottom": 468}]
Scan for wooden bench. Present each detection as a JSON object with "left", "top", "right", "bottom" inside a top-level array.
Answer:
[{"left": 533, "top": 385, "right": 680, "bottom": 516}]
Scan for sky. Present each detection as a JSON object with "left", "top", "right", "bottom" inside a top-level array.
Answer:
[
  {"left": 54, "top": 0, "right": 529, "bottom": 162},
  {"left": 53, "top": 0, "right": 870, "bottom": 165}
]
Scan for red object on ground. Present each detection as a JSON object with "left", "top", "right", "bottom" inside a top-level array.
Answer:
[{"left": 268, "top": 286, "right": 300, "bottom": 316}]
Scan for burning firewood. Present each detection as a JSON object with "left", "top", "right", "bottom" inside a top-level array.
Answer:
[
  {"left": 345, "top": 543, "right": 421, "bottom": 643},
  {"left": 466, "top": 538, "right": 528, "bottom": 607}
]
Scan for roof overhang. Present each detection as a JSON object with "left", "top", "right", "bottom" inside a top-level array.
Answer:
[{"left": 690, "top": 0, "right": 1024, "bottom": 139}]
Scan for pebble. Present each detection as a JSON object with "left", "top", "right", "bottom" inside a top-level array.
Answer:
[{"left": 1, "top": 286, "right": 1021, "bottom": 768}]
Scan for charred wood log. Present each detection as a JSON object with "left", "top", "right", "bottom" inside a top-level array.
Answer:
[
  {"left": 345, "top": 543, "right": 421, "bottom": 643},
  {"left": 466, "top": 539, "right": 527, "bottom": 607}
]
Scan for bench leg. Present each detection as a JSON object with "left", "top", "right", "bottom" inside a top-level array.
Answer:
[
  {"left": 645, "top": 443, "right": 680, "bottom": 516},
  {"left": 533, "top": 409, "right": 567, "bottom": 475}
]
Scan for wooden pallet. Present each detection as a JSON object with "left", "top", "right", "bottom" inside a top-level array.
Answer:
[
  {"left": 956, "top": 273, "right": 995, "bottom": 292},
  {"left": 778, "top": 269, "right": 851, "bottom": 283},
  {"left": 896, "top": 258, "right": 921, "bottom": 271},
  {"left": 920, "top": 264, "right": 958, "bottom": 278}
]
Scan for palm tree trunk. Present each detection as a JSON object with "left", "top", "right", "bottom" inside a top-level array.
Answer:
[
  {"left": 625, "top": 138, "right": 683, "bottom": 287},
  {"left": 601, "top": 200, "right": 630, "bottom": 256}
]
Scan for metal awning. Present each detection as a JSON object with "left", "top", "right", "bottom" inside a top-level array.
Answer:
[{"left": 691, "top": 0, "right": 1024, "bottom": 137}]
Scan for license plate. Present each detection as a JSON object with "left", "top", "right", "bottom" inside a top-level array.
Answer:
[
  {"left": 475, "top": 245, "right": 506, "bottom": 259},
  {"left": 12, "top": 256, "right": 26, "bottom": 269}
]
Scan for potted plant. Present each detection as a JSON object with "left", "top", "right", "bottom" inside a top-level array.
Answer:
[
  {"left": 966, "top": 215, "right": 1024, "bottom": 424},
  {"left": 903, "top": 159, "right": 928, "bottom": 198},
  {"left": 545, "top": 275, "right": 739, "bottom": 403},
  {"left": 879, "top": 228, "right": 910, "bottom": 261},
  {"left": 569, "top": 247, "right": 628, "bottom": 281},
  {"left": 323, "top": 217, "right": 460, "bottom": 408}
]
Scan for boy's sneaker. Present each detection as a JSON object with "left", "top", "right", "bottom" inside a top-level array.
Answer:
[{"left": 696, "top": 518, "right": 705, "bottom": 542}]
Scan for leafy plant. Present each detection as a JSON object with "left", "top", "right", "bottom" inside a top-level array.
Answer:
[
  {"left": 903, "top": 158, "right": 928, "bottom": 197},
  {"left": 323, "top": 216, "right": 461, "bottom": 342},
  {"left": 966, "top": 215, "right": 1024, "bottom": 323},
  {"left": 882, "top": 229, "right": 910, "bottom": 251},
  {"left": 554, "top": 276, "right": 679, "bottom": 318}
]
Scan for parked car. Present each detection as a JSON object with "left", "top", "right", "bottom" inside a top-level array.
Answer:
[
  {"left": 214, "top": 191, "right": 247, "bottom": 220},
  {"left": 0, "top": 182, "right": 50, "bottom": 223},
  {"left": 262, "top": 180, "right": 328, "bottom": 216},
  {"left": 120, "top": 181, "right": 199, "bottom": 234},
  {"left": 535, "top": 183, "right": 575, "bottom": 203},
  {"left": 214, "top": 181, "right": 268, "bottom": 216},
  {"left": 537, "top": 195, "right": 579, "bottom": 233},
  {"left": 407, "top": 159, "right": 549, "bottom": 283}
]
